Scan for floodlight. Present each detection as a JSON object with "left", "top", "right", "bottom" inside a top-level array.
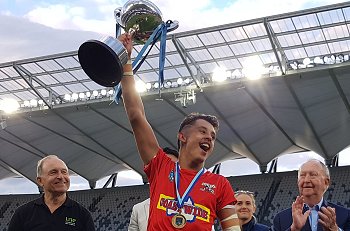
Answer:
[
  {"left": 135, "top": 81, "right": 146, "bottom": 93},
  {"left": 72, "top": 93, "right": 79, "bottom": 100},
  {"left": 212, "top": 66, "right": 227, "bottom": 82},
  {"left": 177, "top": 78, "right": 183, "bottom": 85},
  {"left": 145, "top": 82, "right": 152, "bottom": 90},
  {"left": 323, "top": 56, "right": 329, "bottom": 64},
  {"left": 30, "top": 99, "right": 38, "bottom": 107},
  {"left": 290, "top": 61, "right": 298, "bottom": 70},
  {"left": 86, "top": 92, "right": 91, "bottom": 97},
  {"left": 154, "top": 82, "right": 159, "bottom": 89},
  {"left": 330, "top": 54, "right": 336, "bottom": 62},
  {"left": 64, "top": 94, "right": 71, "bottom": 101},
  {"left": 303, "top": 58, "right": 311, "bottom": 65},
  {"left": 38, "top": 100, "right": 44, "bottom": 105},
  {"left": 92, "top": 90, "right": 99, "bottom": 97},
  {"left": 23, "top": 100, "right": 30, "bottom": 107},
  {"left": 0, "top": 98, "right": 20, "bottom": 114},
  {"left": 337, "top": 54, "right": 344, "bottom": 63},
  {"left": 242, "top": 56, "right": 265, "bottom": 80},
  {"left": 314, "top": 56, "right": 323, "bottom": 64},
  {"left": 164, "top": 81, "right": 172, "bottom": 89},
  {"left": 79, "top": 93, "right": 85, "bottom": 99},
  {"left": 101, "top": 89, "right": 107, "bottom": 96}
]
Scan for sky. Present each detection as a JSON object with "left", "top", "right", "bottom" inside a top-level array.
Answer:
[
  {"left": 0, "top": 0, "right": 350, "bottom": 194},
  {"left": 0, "top": 0, "right": 348, "bottom": 63}
]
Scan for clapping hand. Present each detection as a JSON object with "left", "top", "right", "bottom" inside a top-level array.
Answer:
[{"left": 291, "top": 196, "right": 311, "bottom": 231}]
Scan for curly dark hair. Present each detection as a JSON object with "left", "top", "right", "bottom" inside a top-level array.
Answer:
[{"left": 177, "top": 112, "right": 219, "bottom": 150}]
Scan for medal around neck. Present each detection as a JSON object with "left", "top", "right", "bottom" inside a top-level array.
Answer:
[
  {"left": 172, "top": 213, "right": 186, "bottom": 229},
  {"left": 172, "top": 162, "right": 205, "bottom": 229}
]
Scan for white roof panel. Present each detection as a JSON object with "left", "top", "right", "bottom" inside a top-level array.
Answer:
[{"left": 2, "top": 2, "right": 350, "bottom": 184}]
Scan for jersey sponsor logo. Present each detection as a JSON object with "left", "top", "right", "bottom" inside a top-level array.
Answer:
[
  {"left": 157, "top": 194, "right": 210, "bottom": 223},
  {"left": 168, "top": 169, "right": 175, "bottom": 182},
  {"left": 200, "top": 182, "right": 216, "bottom": 194},
  {"left": 65, "top": 217, "right": 77, "bottom": 226}
]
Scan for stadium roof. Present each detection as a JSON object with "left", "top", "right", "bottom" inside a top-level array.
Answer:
[{"left": 1, "top": 2, "right": 350, "bottom": 187}]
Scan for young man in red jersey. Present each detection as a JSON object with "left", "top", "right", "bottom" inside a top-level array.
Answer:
[{"left": 119, "top": 33, "right": 240, "bottom": 231}]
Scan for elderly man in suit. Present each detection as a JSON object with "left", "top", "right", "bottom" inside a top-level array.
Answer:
[{"left": 272, "top": 159, "right": 350, "bottom": 231}]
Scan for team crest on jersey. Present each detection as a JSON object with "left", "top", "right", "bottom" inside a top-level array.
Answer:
[
  {"left": 200, "top": 182, "right": 216, "bottom": 194},
  {"left": 168, "top": 169, "right": 175, "bottom": 182},
  {"left": 157, "top": 194, "right": 210, "bottom": 223}
]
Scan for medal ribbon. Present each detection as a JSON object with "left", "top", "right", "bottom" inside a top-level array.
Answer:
[
  {"left": 175, "top": 162, "right": 204, "bottom": 209},
  {"left": 113, "top": 21, "right": 171, "bottom": 103}
]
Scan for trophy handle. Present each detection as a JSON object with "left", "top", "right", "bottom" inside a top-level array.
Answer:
[
  {"left": 114, "top": 7, "right": 124, "bottom": 28},
  {"left": 166, "top": 20, "right": 179, "bottom": 33}
]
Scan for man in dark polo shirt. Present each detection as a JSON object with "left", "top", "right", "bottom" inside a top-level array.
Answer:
[{"left": 8, "top": 155, "right": 95, "bottom": 231}]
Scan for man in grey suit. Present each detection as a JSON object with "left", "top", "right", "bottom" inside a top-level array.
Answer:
[
  {"left": 129, "top": 198, "right": 151, "bottom": 231},
  {"left": 128, "top": 148, "right": 178, "bottom": 231}
]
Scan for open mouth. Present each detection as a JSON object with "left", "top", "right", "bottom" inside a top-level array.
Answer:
[{"left": 199, "top": 143, "right": 210, "bottom": 152}]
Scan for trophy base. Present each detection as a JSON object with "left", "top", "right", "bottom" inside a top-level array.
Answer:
[{"left": 78, "top": 36, "right": 128, "bottom": 87}]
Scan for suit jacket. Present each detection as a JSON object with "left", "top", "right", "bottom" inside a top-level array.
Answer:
[
  {"left": 272, "top": 200, "right": 350, "bottom": 231},
  {"left": 128, "top": 198, "right": 150, "bottom": 231}
]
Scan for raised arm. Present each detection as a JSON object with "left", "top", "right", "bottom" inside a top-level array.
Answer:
[{"left": 119, "top": 33, "right": 159, "bottom": 165}]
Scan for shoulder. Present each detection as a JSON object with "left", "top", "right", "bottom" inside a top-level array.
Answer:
[
  {"left": 67, "top": 197, "right": 90, "bottom": 214},
  {"left": 254, "top": 223, "right": 269, "bottom": 231},
  {"left": 133, "top": 198, "right": 149, "bottom": 209},
  {"left": 275, "top": 207, "right": 292, "bottom": 218},
  {"left": 326, "top": 201, "right": 350, "bottom": 213},
  {"left": 326, "top": 201, "right": 348, "bottom": 209},
  {"left": 11, "top": 197, "right": 41, "bottom": 221},
  {"left": 144, "top": 148, "right": 170, "bottom": 169},
  {"left": 15, "top": 197, "right": 40, "bottom": 212},
  {"left": 204, "top": 171, "right": 229, "bottom": 183}
]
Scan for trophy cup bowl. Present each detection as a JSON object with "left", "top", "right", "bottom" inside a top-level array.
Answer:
[
  {"left": 116, "top": 0, "right": 163, "bottom": 44},
  {"left": 78, "top": 0, "right": 165, "bottom": 87}
]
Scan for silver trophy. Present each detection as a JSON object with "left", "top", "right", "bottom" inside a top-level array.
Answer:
[{"left": 78, "top": 0, "right": 178, "bottom": 87}]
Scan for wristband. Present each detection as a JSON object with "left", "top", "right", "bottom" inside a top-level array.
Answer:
[
  {"left": 127, "top": 59, "right": 132, "bottom": 65},
  {"left": 223, "top": 226, "right": 241, "bottom": 231},
  {"left": 123, "top": 71, "right": 134, "bottom": 77},
  {"left": 124, "top": 71, "right": 133, "bottom": 75},
  {"left": 221, "top": 213, "right": 238, "bottom": 222}
]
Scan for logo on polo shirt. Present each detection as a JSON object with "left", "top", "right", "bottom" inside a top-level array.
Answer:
[
  {"left": 200, "top": 182, "right": 216, "bottom": 194},
  {"left": 65, "top": 217, "right": 77, "bottom": 226}
]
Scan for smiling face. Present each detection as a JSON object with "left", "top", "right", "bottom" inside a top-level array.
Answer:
[
  {"left": 178, "top": 119, "right": 217, "bottom": 168},
  {"left": 235, "top": 193, "right": 256, "bottom": 225},
  {"left": 298, "top": 160, "right": 330, "bottom": 205},
  {"left": 37, "top": 157, "right": 70, "bottom": 196}
]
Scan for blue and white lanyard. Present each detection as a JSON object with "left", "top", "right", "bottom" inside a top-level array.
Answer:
[{"left": 174, "top": 162, "right": 204, "bottom": 208}]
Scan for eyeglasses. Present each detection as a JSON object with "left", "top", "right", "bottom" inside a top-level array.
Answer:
[{"left": 235, "top": 190, "right": 255, "bottom": 197}]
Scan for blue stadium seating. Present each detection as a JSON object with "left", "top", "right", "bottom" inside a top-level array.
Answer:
[{"left": 1, "top": 166, "right": 349, "bottom": 231}]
